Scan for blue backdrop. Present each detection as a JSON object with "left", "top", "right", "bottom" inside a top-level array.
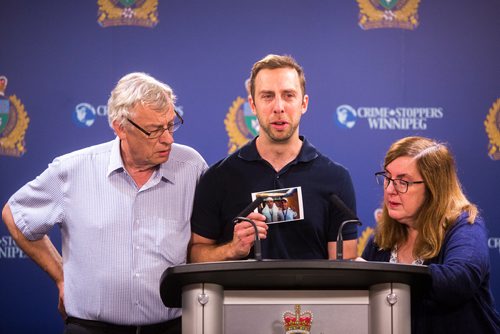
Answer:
[{"left": 1, "top": 1, "right": 499, "bottom": 332}]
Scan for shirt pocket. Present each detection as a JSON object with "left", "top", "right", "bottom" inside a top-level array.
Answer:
[{"left": 155, "top": 218, "right": 190, "bottom": 266}]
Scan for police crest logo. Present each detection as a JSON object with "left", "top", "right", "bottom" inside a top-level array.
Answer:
[
  {"left": 356, "top": 0, "right": 420, "bottom": 30},
  {"left": 97, "top": 0, "right": 159, "bottom": 28},
  {"left": 0, "top": 76, "right": 30, "bottom": 157},
  {"left": 224, "top": 79, "right": 259, "bottom": 154},
  {"left": 282, "top": 304, "right": 313, "bottom": 334},
  {"left": 484, "top": 98, "right": 500, "bottom": 160}
]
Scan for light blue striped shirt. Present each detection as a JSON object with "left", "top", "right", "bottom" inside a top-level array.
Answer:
[{"left": 8, "top": 137, "right": 207, "bottom": 325}]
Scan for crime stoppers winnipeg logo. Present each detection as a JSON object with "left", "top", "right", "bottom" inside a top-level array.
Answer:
[
  {"left": 357, "top": 0, "right": 420, "bottom": 30},
  {"left": 0, "top": 76, "right": 30, "bottom": 157},
  {"left": 335, "top": 104, "right": 443, "bottom": 130},
  {"left": 0, "top": 235, "right": 27, "bottom": 259},
  {"left": 224, "top": 79, "right": 259, "bottom": 154}
]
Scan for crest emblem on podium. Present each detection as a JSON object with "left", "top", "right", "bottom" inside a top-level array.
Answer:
[
  {"left": 356, "top": 0, "right": 420, "bottom": 30},
  {"left": 97, "top": 0, "right": 159, "bottom": 28},
  {"left": 0, "top": 76, "right": 30, "bottom": 157},
  {"left": 282, "top": 304, "right": 313, "bottom": 334},
  {"left": 485, "top": 98, "right": 500, "bottom": 160},
  {"left": 224, "top": 79, "right": 259, "bottom": 154}
]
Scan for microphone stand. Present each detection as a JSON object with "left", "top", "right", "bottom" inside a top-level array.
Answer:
[
  {"left": 233, "top": 216, "right": 262, "bottom": 261},
  {"left": 232, "top": 196, "right": 265, "bottom": 261},
  {"left": 336, "top": 219, "right": 362, "bottom": 260}
]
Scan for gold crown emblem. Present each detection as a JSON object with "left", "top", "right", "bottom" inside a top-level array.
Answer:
[
  {"left": 0, "top": 76, "right": 7, "bottom": 96},
  {"left": 282, "top": 304, "right": 313, "bottom": 334}
]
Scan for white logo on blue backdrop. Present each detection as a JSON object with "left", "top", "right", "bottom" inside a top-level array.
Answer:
[
  {"left": 489, "top": 237, "right": 500, "bottom": 255},
  {"left": 335, "top": 105, "right": 357, "bottom": 129},
  {"left": 73, "top": 103, "right": 96, "bottom": 127},
  {"left": 335, "top": 104, "right": 444, "bottom": 130},
  {"left": 72, "top": 103, "right": 108, "bottom": 128},
  {"left": 0, "top": 235, "right": 27, "bottom": 259}
]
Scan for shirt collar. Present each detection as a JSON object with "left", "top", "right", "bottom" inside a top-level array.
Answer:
[
  {"left": 157, "top": 156, "right": 176, "bottom": 184},
  {"left": 107, "top": 137, "right": 125, "bottom": 176},
  {"left": 106, "top": 137, "right": 175, "bottom": 184},
  {"left": 238, "top": 135, "right": 318, "bottom": 163}
]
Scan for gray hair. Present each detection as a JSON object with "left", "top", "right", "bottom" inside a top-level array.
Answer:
[{"left": 107, "top": 72, "right": 177, "bottom": 128}]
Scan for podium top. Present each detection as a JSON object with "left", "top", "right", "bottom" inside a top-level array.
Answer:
[{"left": 160, "top": 260, "right": 430, "bottom": 307}]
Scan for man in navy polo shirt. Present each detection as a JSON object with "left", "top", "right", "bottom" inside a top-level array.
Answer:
[{"left": 189, "top": 54, "right": 357, "bottom": 262}]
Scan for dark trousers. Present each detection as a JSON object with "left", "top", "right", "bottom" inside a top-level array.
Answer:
[{"left": 64, "top": 316, "right": 181, "bottom": 334}]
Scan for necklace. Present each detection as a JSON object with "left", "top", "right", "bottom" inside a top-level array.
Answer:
[{"left": 390, "top": 246, "right": 424, "bottom": 265}]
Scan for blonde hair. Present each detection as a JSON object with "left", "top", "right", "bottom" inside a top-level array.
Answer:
[{"left": 375, "top": 136, "right": 477, "bottom": 260}]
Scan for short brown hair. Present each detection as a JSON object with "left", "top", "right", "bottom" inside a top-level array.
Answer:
[{"left": 249, "top": 54, "right": 306, "bottom": 99}]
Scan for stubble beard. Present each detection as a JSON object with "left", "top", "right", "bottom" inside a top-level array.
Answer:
[{"left": 258, "top": 118, "right": 298, "bottom": 144}]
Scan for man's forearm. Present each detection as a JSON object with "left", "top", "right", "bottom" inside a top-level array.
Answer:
[
  {"left": 189, "top": 242, "right": 240, "bottom": 263},
  {"left": 2, "top": 204, "right": 63, "bottom": 284}
]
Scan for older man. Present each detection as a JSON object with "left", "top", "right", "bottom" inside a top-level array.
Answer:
[{"left": 2, "top": 72, "right": 207, "bottom": 334}]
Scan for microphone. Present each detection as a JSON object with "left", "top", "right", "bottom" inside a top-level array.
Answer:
[
  {"left": 330, "top": 194, "right": 362, "bottom": 260},
  {"left": 234, "top": 197, "right": 265, "bottom": 219},
  {"left": 231, "top": 195, "right": 266, "bottom": 261}
]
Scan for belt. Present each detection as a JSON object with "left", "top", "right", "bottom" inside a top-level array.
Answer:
[{"left": 66, "top": 316, "right": 181, "bottom": 334}]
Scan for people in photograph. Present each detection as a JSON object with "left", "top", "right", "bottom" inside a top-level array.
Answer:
[
  {"left": 281, "top": 198, "right": 297, "bottom": 221},
  {"left": 261, "top": 197, "right": 282, "bottom": 223},
  {"left": 361, "top": 136, "right": 500, "bottom": 333},
  {"left": 189, "top": 54, "right": 358, "bottom": 262}
]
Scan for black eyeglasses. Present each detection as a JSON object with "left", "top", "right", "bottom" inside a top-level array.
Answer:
[
  {"left": 375, "top": 172, "right": 424, "bottom": 194},
  {"left": 126, "top": 109, "right": 184, "bottom": 139}
]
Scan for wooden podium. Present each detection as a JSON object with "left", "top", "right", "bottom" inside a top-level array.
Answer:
[{"left": 160, "top": 260, "right": 430, "bottom": 334}]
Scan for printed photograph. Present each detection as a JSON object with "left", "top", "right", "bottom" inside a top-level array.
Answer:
[{"left": 251, "top": 186, "right": 304, "bottom": 224}]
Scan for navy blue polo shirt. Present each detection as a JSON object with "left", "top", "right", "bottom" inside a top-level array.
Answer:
[{"left": 191, "top": 136, "right": 357, "bottom": 259}]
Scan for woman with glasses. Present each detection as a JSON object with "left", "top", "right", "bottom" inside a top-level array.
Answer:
[{"left": 362, "top": 136, "right": 500, "bottom": 334}]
